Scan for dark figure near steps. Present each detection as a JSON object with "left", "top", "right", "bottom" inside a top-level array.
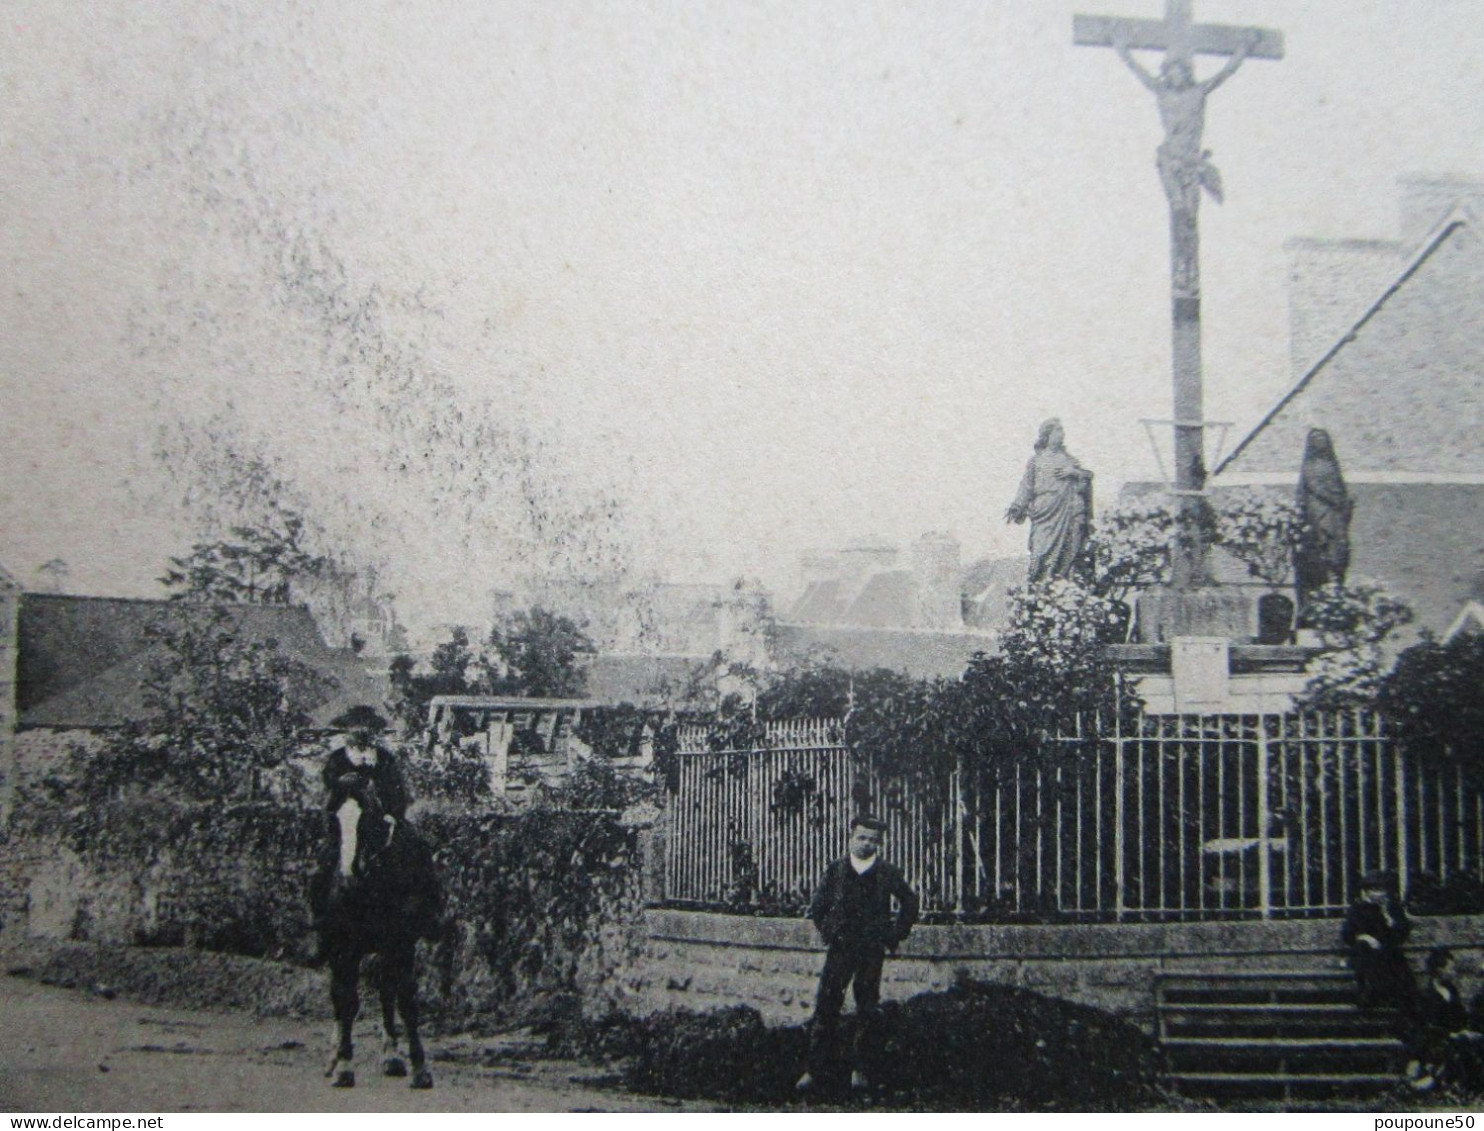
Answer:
[{"left": 1341, "top": 871, "right": 1415, "bottom": 1013}]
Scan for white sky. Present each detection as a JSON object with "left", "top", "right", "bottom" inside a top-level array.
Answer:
[{"left": 3, "top": 1, "right": 1483, "bottom": 630}]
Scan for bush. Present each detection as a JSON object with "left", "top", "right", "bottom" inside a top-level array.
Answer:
[
  {"left": 1406, "top": 871, "right": 1484, "bottom": 917},
  {"left": 1377, "top": 633, "right": 1484, "bottom": 778},
  {"left": 1296, "top": 580, "right": 1414, "bottom": 707},
  {"left": 564, "top": 980, "right": 1160, "bottom": 1109},
  {"left": 7, "top": 795, "right": 646, "bottom": 1026}
]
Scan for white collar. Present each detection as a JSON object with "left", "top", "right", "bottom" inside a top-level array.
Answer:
[{"left": 850, "top": 854, "right": 877, "bottom": 875}]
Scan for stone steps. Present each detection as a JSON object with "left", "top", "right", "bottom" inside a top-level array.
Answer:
[{"left": 1157, "top": 971, "right": 1408, "bottom": 1101}]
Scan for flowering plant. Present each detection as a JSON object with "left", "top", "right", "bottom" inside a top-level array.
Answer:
[
  {"left": 1088, "top": 495, "right": 1176, "bottom": 605},
  {"left": 1295, "top": 579, "right": 1414, "bottom": 706},
  {"left": 1001, "top": 579, "right": 1124, "bottom": 675},
  {"left": 1213, "top": 488, "right": 1304, "bottom": 588}
]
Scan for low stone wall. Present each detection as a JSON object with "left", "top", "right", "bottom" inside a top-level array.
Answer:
[
  {"left": 1, "top": 798, "right": 649, "bottom": 1024},
  {"left": 623, "top": 909, "right": 1484, "bottom": 1030}
]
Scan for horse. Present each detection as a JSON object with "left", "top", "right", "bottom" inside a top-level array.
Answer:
[{"left": 317, "top": 768, "right": 442, "bottom": 1090}]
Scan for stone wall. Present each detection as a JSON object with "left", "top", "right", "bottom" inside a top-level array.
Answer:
[
  {"left": 0, "top": 573, "right": 18, "bottom": 824},
  {"left": 621, "top": 909, "right": 1484, "bottom": 1032},
  {"left": 1231, "top": 220, "right": 1484, "bottom": 479},
  {"left": 1, "top": 797, "right": 650, "bottom": 1024}
]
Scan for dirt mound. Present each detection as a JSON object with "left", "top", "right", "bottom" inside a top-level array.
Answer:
[
  {"left": 562, "top": 980, "right": 1161, "bottom": 1109},
  {"left": 4, "top": 940, "right": 326, "bottom": 1019}
]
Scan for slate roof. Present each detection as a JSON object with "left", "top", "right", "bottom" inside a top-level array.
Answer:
[
  {"left": 770, "top": 623, "right": 994, "bottom": 681},
  {"left": 842, "top": 570, "right": 916, "bottom": 628},
  {"left": 789, "top": 579, "right": 847, "bottom": 624},
  {"left": 580, "top": 653, "right": 705, "bottom": 706},
  {"left": 16, "top": 594, "right": 388, "bottom": 729}
]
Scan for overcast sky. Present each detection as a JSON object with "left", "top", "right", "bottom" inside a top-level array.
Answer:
[{"left": 3, "top": 1, "right": 1483, "bottom": 629}]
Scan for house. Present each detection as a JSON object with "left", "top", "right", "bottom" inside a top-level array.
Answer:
[
  {"left": 0, "top": 579, "right": 389, "bottom": 817},
  {"left": 1212, "top": 177, "right": 1484, "bottom": 643},
  {"left": 778, "top": 533, "right": 997, "bottom": 679}
]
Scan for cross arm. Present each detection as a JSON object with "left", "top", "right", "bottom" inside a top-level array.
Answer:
[{"left": 1073, "top": 14, "right": 1284, "bottom": 60}]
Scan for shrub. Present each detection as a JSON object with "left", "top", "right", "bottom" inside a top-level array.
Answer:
[
  {"left": 1213, "top": 487, "right": 1303, "bottom": 588},
  {"left": 1295, "top": 580, "right": 1414, "bottom": 707},
  {"left": 1376, "top": 632, "right": 1484, "bottom": 780},
  {"left": 582, "top": 980, "right": 1159, "bottom": 1109}
]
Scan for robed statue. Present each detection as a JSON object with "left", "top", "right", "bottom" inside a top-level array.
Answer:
[
  {"left": 1294, "top": 427, "right": 1353, "bottom": 609},
  {"left": 1006, "top": 419, "right": 1094, "bottom": 584}
]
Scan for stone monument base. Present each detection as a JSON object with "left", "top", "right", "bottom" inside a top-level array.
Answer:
[{"left": 1136, "top": 586, "right": 1253, "bottom": 644}]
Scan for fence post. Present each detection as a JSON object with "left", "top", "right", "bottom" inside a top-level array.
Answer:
[
  {"left": 954, "top": 750, "right": 966, "bottom": 918},
  {"left": 1395, "top": 737, "right": 1409, "bottom": 899},
  {"left": 1257, "top": 720, "right": 1272, "bottom": 919},
  {"left": 1114, "top": 715, "right": 1126, "bottom": 922}
]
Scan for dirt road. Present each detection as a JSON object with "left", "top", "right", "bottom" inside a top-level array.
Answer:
[{"left": 0, "top": 975, "right": 696, "bottom": 1113}]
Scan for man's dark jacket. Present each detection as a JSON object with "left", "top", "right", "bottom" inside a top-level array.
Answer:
[
  {"left": 808, "top": 856, "right": 920, "bottom": 950},
  {"left": 322, "top": 743, "right": 408, "bottom": 821},
  {"left": 1341, "top": 896, "right": 1410, "bottom": 953}
]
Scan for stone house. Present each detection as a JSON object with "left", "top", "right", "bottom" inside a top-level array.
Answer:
[
  {"left": 0, "top": 579, "right": 388, "bottom": 819},
  {"left": 1212, "top": 176, "right": 1484, "bottom": 642}
]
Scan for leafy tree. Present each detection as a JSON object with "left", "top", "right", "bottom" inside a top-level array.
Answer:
[
  {"left": 431, "top": 625, "right": 476, "bottom": 685},
  {"left": 61, "top": 606, "right": 335, "bottom": 804},
  {"left": 161, "top": 510, "right": 333, "bottom": 605},
  {"left": 485, "top": 607, "right": 593, "bottom": 698},
  {"left": 1377, "top": 632, "right": 1484, "bottom": 778},
  {"left": 387, "top": 626, "right": 476, "bottom": 734}
]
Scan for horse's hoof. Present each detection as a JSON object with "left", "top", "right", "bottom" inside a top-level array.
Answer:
[
  {"left": 331, "top": 1069, "right": 356, "bottom": 1089},
  {"left": 383, "top": 1056, "right": 408, "bottom": 1078},
  {"left": 411, "top": 1067, "right": 434, "bottom": 1090}
]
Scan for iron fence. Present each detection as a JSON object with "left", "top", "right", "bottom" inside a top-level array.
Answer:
[{"left": 662, "top": 711, "right": 1484, "bottom": 921}]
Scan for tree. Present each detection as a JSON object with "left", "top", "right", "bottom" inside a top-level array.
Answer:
[
  {"left": 161, "top": 510, "right": 334, "bottom": 605},
  {"left": 1377, "top": 632, "right": 1484, "bottom": 778},
  {"left": 65, "top": 606, "right": 335, "bottom": 804},
  {"left": 387, "top": 626, "right": 476, "bottom": 733},
  {"left": 485, "top": 607, "right": 593, "bottom": 698}
]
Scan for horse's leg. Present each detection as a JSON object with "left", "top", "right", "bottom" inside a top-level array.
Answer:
[
  {"left": 325, "top": 945, "right": 360, "bottom": 1088},
  {"left": 378, "top": 952, "right": 408, "bottom": 1077},
  {"left": 392, "top": 940, "right": 432, "bottom": 1090}
]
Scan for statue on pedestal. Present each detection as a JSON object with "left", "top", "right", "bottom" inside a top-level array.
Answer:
[{"left": 1005, "top": 419, "right": 1094, "bottom": 584}]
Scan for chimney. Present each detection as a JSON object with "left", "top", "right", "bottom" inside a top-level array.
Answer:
[{"left": 911, "top": 532, "right": 963, "bottom": 630}]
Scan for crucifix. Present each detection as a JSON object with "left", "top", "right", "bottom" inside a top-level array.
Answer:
[{"left": 1075, "top": 1, "right": 1283, "bottom": 589}]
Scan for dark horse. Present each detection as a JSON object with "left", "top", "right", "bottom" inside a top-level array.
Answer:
[{"left": 318, "top": 769, "right": 442, "bottom": 1090}]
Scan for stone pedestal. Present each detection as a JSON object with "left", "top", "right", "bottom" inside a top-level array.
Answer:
[{"left": 1135, "top": 586, "right": 1253, "bottom": 644}]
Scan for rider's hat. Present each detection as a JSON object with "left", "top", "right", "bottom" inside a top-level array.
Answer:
[{"left": 328, "top": 704, "right": 388, "bottom": 734}]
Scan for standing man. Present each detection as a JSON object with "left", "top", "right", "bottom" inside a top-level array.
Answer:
[{"left": 796, "top": 815, "right": 920, "bottom": 1095}]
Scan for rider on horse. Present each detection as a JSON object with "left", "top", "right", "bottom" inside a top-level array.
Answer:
[
  {"left": 309, "top": 704, "right": 443, "bottom": 1090},
  {"left": 309, "top": 705, "right": 409, "bottom": 949}
]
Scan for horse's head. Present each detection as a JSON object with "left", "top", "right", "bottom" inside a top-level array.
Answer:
[{"left": 332, "top": 770, "right": 390, "bottom": 880}]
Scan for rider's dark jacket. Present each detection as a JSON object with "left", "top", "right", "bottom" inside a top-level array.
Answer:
[{"left": 322, "top": 743, "right": 408, "bottom": 822}]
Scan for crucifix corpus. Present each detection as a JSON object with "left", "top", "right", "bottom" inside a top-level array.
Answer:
[{"left": 1074, "top": 2, "right": 1282, "bottom": 591}]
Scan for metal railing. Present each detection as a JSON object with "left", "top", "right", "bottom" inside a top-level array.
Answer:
[{"left": 662, "top": 711, "right": 1484, "bottom": 921}]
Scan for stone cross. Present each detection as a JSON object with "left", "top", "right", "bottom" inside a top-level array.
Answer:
[{"left": 1075, "top": 1, "right": 1282, "bottom": 589}]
